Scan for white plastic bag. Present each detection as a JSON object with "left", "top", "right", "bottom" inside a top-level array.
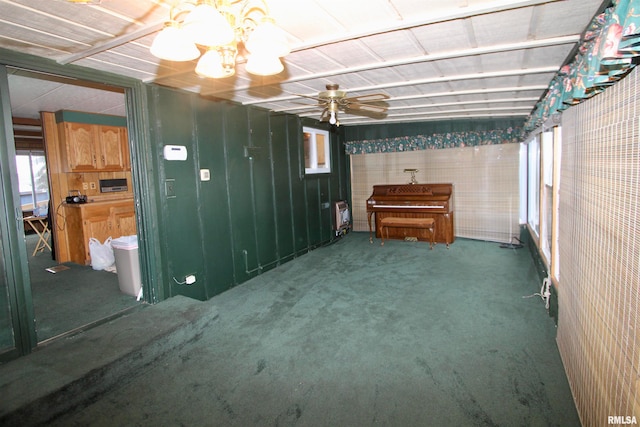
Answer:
[{"left": 89, "top": 237, "right": 115, "bottom": 271}]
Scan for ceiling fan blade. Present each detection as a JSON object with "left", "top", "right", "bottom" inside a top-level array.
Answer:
[
  {"left": 294, "top": 93, "right": 328, "bottom": 103},
  {"left": 290, "top": 100, "right": 326, "bottom": 108},
  {"left": 319, "top": 108, "right": 330, "bottom": 122},
  {"left": 344, "top": 93, "right": 389, "bottom": 103},
  {"left": 345, "top": 102, "right": 388, "bottom": 114}
]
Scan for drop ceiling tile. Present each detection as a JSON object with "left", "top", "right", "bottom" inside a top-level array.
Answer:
[{"left": 471, "top": 8, "right": 534, "bottom": 46}]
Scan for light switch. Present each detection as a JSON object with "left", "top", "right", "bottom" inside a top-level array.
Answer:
[
  {"left": 165, "top": 178, "right": 176, "bottom": 198},
  {"left": 200, "top": 169, "right": 210, "bottom": 181}
]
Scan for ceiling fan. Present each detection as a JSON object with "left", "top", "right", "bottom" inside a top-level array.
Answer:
[{"left": 297, "top": 84, "right": 389, "bottom": 126}]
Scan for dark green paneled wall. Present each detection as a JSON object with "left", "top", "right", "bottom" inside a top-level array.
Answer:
[
  {"left": 149, "top": 87, "right": 208, "bottom": 301},
  {"left": 147, "top": 86, "right": 345, "bottom": 301},
  {"left": 194, "top": 98, "right": 234, "bottom": 299},
  {"left": 270, "top": 114, "right": 296, "bottom": 262}
]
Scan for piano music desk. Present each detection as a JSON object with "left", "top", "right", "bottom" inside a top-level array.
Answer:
[{"left": 379, "top": 217, "right": 435, "bottom": 249}]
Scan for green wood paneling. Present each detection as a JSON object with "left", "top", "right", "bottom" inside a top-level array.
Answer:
[
  {"left": 305, "top": 178, "right": 322, "bottom": 246},
  {"left": 153, "top": 87, "right": 206, "bottom": 301},
  {"left": 269, "top": 113, "right": 295, "bottom": 260},
  {"left": 248, "top": 108, "right": 278, "bottom": 271},
  {"left": 318, "top": 177, "right": 332, "bottom": 242},
  {"left": 194, "top": 98, "right": 234, "bottom": 298},
  {"left": 224, "top": 104, "right": 257, "bottom": 283},
  {"left": 288, "top": 116, "right": 309, "bottom": 254}
]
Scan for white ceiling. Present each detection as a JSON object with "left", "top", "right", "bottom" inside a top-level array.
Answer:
[{"left": 1, "top": 0, "right": 606, "bottom": 126}]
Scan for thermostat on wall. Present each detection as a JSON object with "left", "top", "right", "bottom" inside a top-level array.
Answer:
[{"left": 163, "top": 145, "right": 188, "bottom": 161}]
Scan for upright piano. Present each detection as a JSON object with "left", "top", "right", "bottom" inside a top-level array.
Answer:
[{"left": 366, "top": 183, "right": 455, "bottom": 246}]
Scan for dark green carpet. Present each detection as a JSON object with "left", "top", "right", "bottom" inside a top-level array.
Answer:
[
  {"left": 26, "top": 233, "right": 143, "bottom": 343},
  {"left": 51, "top": 232, "right": 579, "bottom": 426}
]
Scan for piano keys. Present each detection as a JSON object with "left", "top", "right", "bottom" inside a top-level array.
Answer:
[{"left": 366, "top": 183, "right": 455, "bottom": 247}]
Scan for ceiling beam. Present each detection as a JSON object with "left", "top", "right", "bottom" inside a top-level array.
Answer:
[
  {"left": 58, "top": 21, "right": 165, "bottom": 65},
  {"left": 274, "top": 91, "right": 544, "bottom": 113},
  {"left": 291, "top": 0, "right": 564, "bottom": 52},
  {"left": 201, "top": 35, "right": 578, "bottom": 97},
  {"left": 243, "top": 66, "right": 558, "bottom": 106}
]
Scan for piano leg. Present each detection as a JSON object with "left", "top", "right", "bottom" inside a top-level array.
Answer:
[{"left": 368, "top": 212, "right": 374, "bottom": 243}]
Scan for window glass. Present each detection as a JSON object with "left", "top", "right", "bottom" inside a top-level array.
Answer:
[
  {"left": 527, "top": 137, "right": 540, "bottom": 238},
  {"left": 303, "top": 127, "right": 331, "bottom": 174},
  {"left": 16, "top": 151, "right": 49, "bottom": 214},
  {"left": 541, "top": 131, "right": 553, "bottom": 262}
]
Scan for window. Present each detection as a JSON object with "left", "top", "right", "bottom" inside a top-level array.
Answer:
[
  {"left": 303, "top": 127, "right": 330, "bottom": 174},
  {"left": 524, "top": 125, "right": 562, "bottom": 280},
  {"left": 16, "top": 150, "right": 49, "bottom": 214},
  {"left": 527, "top": 136, "right": 540, "bottom": 238},
  {"left": 540, "top": 131, "right": 554, "bottom": 263}
]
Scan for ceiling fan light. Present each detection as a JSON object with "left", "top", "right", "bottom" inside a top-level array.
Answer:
[
  {"left": 183, "top": 3, "right": 235, "bottom": 47},
  {"left": 196, "top": 49, "right": 230, "bottom": 78},
  {"left": 245, "top": 17, "right": 290, "bottom": 57},
  {"left": 245, "top": 54, "right": 284, "bottom": 76},
  {"left": 151, "top": 23, "right": 201, "bottom": 61}
]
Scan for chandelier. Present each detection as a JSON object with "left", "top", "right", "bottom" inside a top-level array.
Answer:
[{"left": 150, "top": 0, "right": 290, "bottom": 78}]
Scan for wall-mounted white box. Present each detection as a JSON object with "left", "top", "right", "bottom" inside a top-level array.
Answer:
[{"left": 163, "top": 145, "right": 188, "bottom": 161}]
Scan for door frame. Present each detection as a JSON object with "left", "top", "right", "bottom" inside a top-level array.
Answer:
[
  {"left": 0, "top": 48, "right": 164, "bottom": 359},
  {"left": 0, "top": 65, "right": 36, "bottom": 360}
]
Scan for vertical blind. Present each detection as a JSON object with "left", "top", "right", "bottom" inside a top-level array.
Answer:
[{"left": 557, "top": 65, "right": 640, "bottom": 426}]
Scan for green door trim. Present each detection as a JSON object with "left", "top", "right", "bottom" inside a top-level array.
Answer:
[
  {"left": 0, "top": 65, "right": 37, "bottom": 360},
  {"left": 0, "top": 48, "right": 164, "bottom": 357}
]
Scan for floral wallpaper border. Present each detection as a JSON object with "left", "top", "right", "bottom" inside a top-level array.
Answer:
[{"left": 344, "top": 127, "right": 524, "bottom": 155}]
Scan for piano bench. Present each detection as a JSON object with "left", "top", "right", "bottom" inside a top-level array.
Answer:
[{"left": 379, "top": 217, "right": 435, "bottom": 249}]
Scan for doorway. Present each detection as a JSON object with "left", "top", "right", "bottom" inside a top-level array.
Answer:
[{"left": 8, "top": 68, "right": 144, "bottom": 344}]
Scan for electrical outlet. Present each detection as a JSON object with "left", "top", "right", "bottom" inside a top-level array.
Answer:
[
  {"left": 82, "top": 182, "right": 89, "bottom": 190},
  {"left": 185, "top": 275, "right": 196, "bottom": 285},
  {"left": 90, "top": 182, "right": 96, "bottom": 190}
]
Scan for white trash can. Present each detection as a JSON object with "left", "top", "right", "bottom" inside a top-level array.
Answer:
[{"left": 111, "top": 235, "right": 142, "bottom": 297}]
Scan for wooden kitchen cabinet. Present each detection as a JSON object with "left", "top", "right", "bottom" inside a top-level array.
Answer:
[
  {"left": 61, "top": 122, "right": 95, "bottom": 172},
  {"left": 59, "top": 122, "right": 129, "bottom": 172},
  {"left": 65, "top": 200, "right": 136, "bottom": 265},
  {"left": 96, "top": 125, "right": 130, "bottom": 171},
  {"left": 111, "top": 204, "right": 137, "bottom": 237}
]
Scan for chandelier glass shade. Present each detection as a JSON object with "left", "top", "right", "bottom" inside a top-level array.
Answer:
[
  {"left": 150, "top": 22, "right": 201, "bottom": 61},
  {"left": 150, "top": 0, "right": 290, "bottom": 78}
]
